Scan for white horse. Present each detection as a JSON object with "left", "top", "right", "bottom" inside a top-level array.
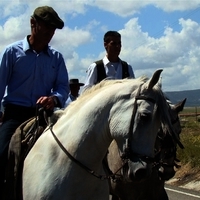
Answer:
[{"left": 22, "top": 69, "right": 176, "bottom": 200}]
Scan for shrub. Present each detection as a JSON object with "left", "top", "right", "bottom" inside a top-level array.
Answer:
[{"left": 177, "top": 114, "right": 200, "bottom": 169}]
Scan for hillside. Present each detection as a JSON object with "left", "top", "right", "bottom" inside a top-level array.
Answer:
[{"left": 164, "top": 89, "right": 200, "bottom": 107}]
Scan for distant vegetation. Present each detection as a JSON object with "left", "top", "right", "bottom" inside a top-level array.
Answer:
[
  {"left": 165, "top": 89, "right": 200, "bottom": 107},
  {"left": 177, "top": 107, "right": 200, "bottom": 169}
]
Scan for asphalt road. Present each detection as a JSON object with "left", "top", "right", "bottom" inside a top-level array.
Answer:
[
  {"left": 108, "top": 184, "right": 200, "bottom": 200},
  {"left": 166, "top": 185, "right": 200, "bottom": 200}
]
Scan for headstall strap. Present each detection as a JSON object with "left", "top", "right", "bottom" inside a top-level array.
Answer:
[
  {"left": 122, "top": 84, "right": 142, "bottom": 160},
  {"left": 121, "top": 84, "right": 158, "bottom": 164}
]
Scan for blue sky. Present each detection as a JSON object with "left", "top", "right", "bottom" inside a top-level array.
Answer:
[{"left": 0, "top": 1, "right": 200, "bottom": 92}]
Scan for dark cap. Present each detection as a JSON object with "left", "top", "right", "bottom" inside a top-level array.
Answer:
[
  {"left": 33, "top": 6, "right": 64, "bottom": 29},
  {"left": 69, "top": 79, "right": 84, "bottom": 86}
]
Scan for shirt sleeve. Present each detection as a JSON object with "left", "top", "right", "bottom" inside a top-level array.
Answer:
[
  {"left": 82, "top": 63, "right": 97, "bottom": 90},
  {"left": 51, "top": 56, "right": 70, "bottom": 108},
  {"left": 0, "top": 48, "right": 12, "bottom": 110},
  {"left": 64, "top": 95, "right": 72, "bottom": 108}
]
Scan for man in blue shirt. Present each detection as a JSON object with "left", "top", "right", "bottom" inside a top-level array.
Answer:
[{"left": 0, "top": 6, "right": 69, "bottom": 195}]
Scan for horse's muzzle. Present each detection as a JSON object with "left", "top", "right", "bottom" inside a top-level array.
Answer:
[{"left": 122, "top": 158, "right": 152, "bottom": 182}]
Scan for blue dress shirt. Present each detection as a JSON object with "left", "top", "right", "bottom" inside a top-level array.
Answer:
[{"left": 0, "top": 36, "right": 69, "bottom": 109}]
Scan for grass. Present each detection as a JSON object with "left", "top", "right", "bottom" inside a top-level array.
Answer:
[
  {"left": 180, "top": 107, "right": 200, "bottom": 114},
  {"left": 177, "top": 108, "right": 200, "bottom": 170},
  {"left": 167, "top": 108, "right": 200, "bottom": 186}
]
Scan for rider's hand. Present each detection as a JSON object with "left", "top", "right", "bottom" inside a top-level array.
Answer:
[{"left": 36, "top": 96, "right": 57, "bottom": 110}]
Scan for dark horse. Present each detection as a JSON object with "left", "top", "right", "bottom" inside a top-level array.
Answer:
[{"left": 106, "top": 98, "right": 186, "bottom": 200}]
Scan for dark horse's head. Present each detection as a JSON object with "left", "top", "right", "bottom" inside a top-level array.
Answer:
[{"left": 154, "top": 98, "right": 186, "bottom": 180}]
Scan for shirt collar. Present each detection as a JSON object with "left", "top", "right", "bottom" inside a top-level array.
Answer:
[
  {"left": 102, "top": 56, "right": 110, "bottom": 65},
  {"left": 22, "top": 36, "right": 51, "bottom": 56},
  {"left": 22, "top": 36, "right": 31, "bottom": 52},
  {"left": 103, "top": 55, "right": 121, "bottom": 65}
]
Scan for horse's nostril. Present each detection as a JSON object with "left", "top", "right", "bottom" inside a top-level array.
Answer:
[
  {"left": 134, "top": 168, "right": 150, "bottom": 180},
  {"left": 158, "top": 165, "right": 176, "bottom": 180}
]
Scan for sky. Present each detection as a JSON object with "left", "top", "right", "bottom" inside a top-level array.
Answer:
[{"left": 0, "top": 0, "right": 200, "bottom": 92}]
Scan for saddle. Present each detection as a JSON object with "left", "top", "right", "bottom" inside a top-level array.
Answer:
[
  {"left": 3, "top": 111, "right": 48, "bottom": 200},
  {"left": 3, "top": 108, "right": 64, "bottom": 200}
]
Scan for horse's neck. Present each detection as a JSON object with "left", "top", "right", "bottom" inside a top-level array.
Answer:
[
  {"left": 54, "top": 108, "right": 113, "bottom": 168},
  {"left": 53, "top": 86, "right": 136, "bottom": 168}
]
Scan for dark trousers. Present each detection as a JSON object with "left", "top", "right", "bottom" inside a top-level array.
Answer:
[
  {"left": 0, "top": 119, "right": 22, "bottom": 196},
  {"left": 0, "top": 104, "right": 36, "bottom": 198}
]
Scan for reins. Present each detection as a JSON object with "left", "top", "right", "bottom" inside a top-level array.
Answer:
[
  {"left": 48, "top": 122, "right": 113, "bottom": 180},
  {"left": 29, "top": 108, "right": 113, "bottom": 180}
]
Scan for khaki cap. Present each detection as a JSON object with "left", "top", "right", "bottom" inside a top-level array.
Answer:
[{"left": 33, "top": 6, "right": 64, "bottom": 29}]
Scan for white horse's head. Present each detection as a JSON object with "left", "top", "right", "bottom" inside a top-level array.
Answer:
[{"left": 105, "top": 69, "right": 179, "bottom": 181}]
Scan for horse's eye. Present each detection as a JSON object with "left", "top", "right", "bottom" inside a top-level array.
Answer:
[{"left": 139, "top": 113, "right": 151, "bottom": 122}]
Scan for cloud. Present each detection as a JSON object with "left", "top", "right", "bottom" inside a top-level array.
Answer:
[
  {"left": 153, "top": 0, "right": 200, "bottom": 12},
  {"left": 0, "top": 0, "right": 200, "bottom": 91},
  {"left": 91, "top": 0, "right": 200, "bottom": 17},
  {"left": 117, "top": 17, "right": 200, "bottom": 91}
]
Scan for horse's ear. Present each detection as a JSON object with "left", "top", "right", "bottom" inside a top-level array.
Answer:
[
  {"left": 147, "top": 69, "right": 163, "bottom": 89},
  {"left": 157, "top": 76, "right": 162, "bottom": 89},
  {"left": 174, "top": 98, "right": 187, "bottom": 113}
]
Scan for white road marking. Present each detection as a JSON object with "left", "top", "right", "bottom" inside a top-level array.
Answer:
[{"left": 165, "top": 187, "right": 200, "bottom": 199}]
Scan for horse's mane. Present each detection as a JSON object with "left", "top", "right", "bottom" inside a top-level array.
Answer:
[
  {"left": 61, "top": 76, "right": 148, "bottom": 114},
  {"left": 81, "top": 76, "right": 149, "bottom": 97},
  {"left": 62, "top": 75, "right": 165, "bottom": 117}
]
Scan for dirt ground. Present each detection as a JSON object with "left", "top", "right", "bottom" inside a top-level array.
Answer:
[{"left": 166, "top": 163, "right": 200, "bottom": 192}]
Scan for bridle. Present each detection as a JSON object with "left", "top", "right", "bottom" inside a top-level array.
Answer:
[
  {"left": 154, "top": 130, "right": 177, "bottom": 167},
  {"left": 121, "top": 84, "right": 156, "bottom": 163},
  {"left": 47, "top": 84, "right": 161, "bottom": 181},
  {"left": 153, "top": 111, "right": 182, "bottom": 171},
  {"left": 114, "top": 84, "right": 159, "bottom": 181}
]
